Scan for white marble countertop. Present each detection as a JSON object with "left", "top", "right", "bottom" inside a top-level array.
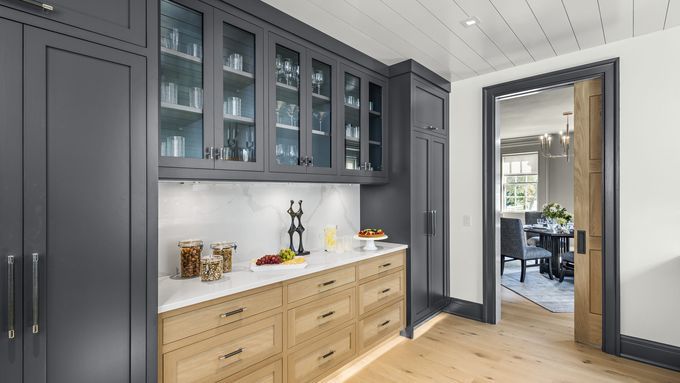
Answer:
[{"left": 158, "top": 242, "right": 408, "bottom": 313}]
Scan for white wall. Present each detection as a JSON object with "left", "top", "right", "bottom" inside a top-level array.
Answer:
[
  {"left": 158, "top": 182, "right": 360, "bottom": 277},
  {"left": 450, "top": 27, "right": 680, "bottom": 347}
]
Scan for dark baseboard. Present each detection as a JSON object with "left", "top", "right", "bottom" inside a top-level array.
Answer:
[
  {"left": 442, "top": 297, "right": 484, "bottom": 322},
  {"left": 620, "top": 335, "right": 680, "bottom": 372}
]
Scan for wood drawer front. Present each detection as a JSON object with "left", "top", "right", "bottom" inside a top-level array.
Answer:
[
  {"left": 228, "top": 359, "right": 282, "bottom": 383},
  {"left": 358, "top": 251, "right": 404, "bottom": 280},
  {"left": 287, "top": 266, "right": 355, "bottom": 303},
  {"left": 358, "top": 271, "right": 404, "bottom": 315},
  {"left": 359, "top": 300, "right": 404, "bottom": 352},
  {"left": 163, "top": 287, "right": 282, "bottom": 344},
  {"left": 288, "top": 288, "right": 356, "bottom": 347},
  {"left": 163, "top": 314, "right": 282, "bottom": 383},
  {"left": 288, "top": 324, "right": 356, "bottom": 383}
]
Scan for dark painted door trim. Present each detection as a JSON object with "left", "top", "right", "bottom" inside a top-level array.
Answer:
[{"left": 481, "top": 59, "right": 620, "bottom": 356}]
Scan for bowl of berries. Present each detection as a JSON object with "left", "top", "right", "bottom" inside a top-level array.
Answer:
[{"left": 250, "top": 248, "right": 307, "bottom": 272}]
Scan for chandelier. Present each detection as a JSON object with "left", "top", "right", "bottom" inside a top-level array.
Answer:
[{"left": 539, "top": 111, "right": 572, "bottom": 161}]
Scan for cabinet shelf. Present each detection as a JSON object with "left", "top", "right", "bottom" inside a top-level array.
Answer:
[
  {"left": 369, "top": 140, "right": 381, "bottom": 145},
  {"left": 161, "top": 102, "right": 203, "bottom": 114},
  {"left": 276, "top": 123, "right": 300, "bottom": 132},
  {"left": 344, "top": 103, "right": 360, "bottom": 110},
  {"left": 224, "top": 114, "right": 254, "bottom": 124},
  {"left": 312, "top": 129, "right": 329, "bottom": 136},
  {"left": 276, "top": 82, "right": 299, "bottom": 92},
  {"left": 312, "top": 92, "right": 330, "bottom": 101},
  {"left": 369, "top": 110, "right": 381, "bottom": 116},
  {"left": 345, "top": 136, "right": 360, "bottom": 143},
  {"left": 223, "top": 65, "right": 254, "bottom": 79},
  {"left": 161, "top": 46, "right": 202, "bottom": 64}
]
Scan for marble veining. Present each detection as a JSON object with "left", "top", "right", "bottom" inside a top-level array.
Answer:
[{"left": 158, "top": 181, "right": 360, "bottom": 276}]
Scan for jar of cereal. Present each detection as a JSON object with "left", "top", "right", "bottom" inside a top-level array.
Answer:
[
  {"left": 178, "top": 240, "right": 203, "bottom": 278},
  {"left": 210, "top": 241, "right": 237, "bottom": 273}
]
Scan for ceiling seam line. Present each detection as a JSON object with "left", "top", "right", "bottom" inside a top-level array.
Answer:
[
  {"left": 343, "top": 0, "right": 465, "bottom": 79},
  {"left": 663, "top": 0, "right": 671, "bottom": 29},
  {"left": 378, "top": 0, "right": 481, "bottom": 75},
  {"left": 416, "top": 0, "right": 499, "bottom": 71},
  {"left": 487, "top": 0, "right": 536, "bottom": 62},
  {"left": 560, "top": 0, "right": 581, "bottom": 50},
  {"left": 596, "top": 0, "right": 607, "bottom": 44},
  {"left": 524, "top": 0, "right": 557, "bottom": 56}
]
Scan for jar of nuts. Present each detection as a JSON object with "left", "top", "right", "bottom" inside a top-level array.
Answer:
[
  {"left": 210, "top": 241, "right": 237, "bottom": 273},
  {"left": 178, "top": 240, "right": 203, "bottom": 278},
  {"left": 200, "top": 256, "right": 223, "bottom": 282}
]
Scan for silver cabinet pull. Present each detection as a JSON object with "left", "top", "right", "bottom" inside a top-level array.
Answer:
[
  {"left": 7, "top": 255, "right": 15, "bottom": 339},
  {"left": 32, "top": 253, "right": 39, "bottom": 334},
  {"left": 308, "top": 156, "right": 314, "bottom": 167},
  {"left": 218, "top": 347, "right": 244, "bottom": 361},
  {"left": 426, "top": 124, "right": 438, "bottom": 131},
  {"left": 20, "top": 0, "right": 53, "bottom": 11},
  {"left": 431, "top": 210, "right": 437, "bottom": 237},
  {"left": 205, "top": 147, "right": 215, "bottom": 160},
  {"left": 219, "top": 307, "right": 246, "bottom": 318}
]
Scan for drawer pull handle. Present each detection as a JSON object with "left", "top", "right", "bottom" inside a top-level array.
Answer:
[
  {"left": 218, "top": 347, "right": 244, "bottom": 361},
  {"left": 320, "top": 350, "right": 335, "bottom": 360},
  {"left": 219, "top": 307, "right": 246, "bottom": 318},
  {"left": 380, "top": 288, "right": 391, "bottom": 294},
  {"left": 319, "top": 279, "right": 336, "bottom": 287},
  {"left": 379, "top": 320, "right": 391, "bottom": 327},
  {"left": 318, "top": 310, "right": 335, "bottom": 319},
  {"left": 379, "top": 263, "right": 392, "bottom": 268}
]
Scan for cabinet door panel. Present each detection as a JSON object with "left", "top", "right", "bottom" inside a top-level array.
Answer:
[
  {"left": 306, "top": 50, "right": 337, "bottom": 175},
  {"left": 23, "top": 26, "right": 147, "bottom": 383},
  {"left": 0, "top": 0, "right": 146, "bottom": 46},
  {"left": 411, "top": 135, "right": 430, "bottom": 322},
  {"left": 0, "top": 18, "right": 23, "bottom": 383},
  {"left": 367, "top": 77, "right": 387, "bottom": 178},
  {"left": 413, "top": 80, "right": 447, "bottom": 136},
  {"left": 339, "top": 66, "right": 366, "bottom": 176},
  {"left": 428, "top": 136, "right": 447, "bottom": 309}
]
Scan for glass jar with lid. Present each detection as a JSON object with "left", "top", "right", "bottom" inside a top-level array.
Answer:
[
  {"left": 200, "top": 255, "right": 223, "bottom": 282},
  {"left": 210, "top": 241, "right": 237, "bottom": 273},
  {"left": 178, "top": 239, "right": 203, "bottom": 278}
]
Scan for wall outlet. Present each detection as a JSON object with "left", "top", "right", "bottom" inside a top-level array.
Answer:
[{"left": 463, "top": 215, "right": 471, "bottom": 227}]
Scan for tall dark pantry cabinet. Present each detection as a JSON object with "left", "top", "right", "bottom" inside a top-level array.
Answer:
[
  {"left": 0, "top": 1, "right": 157, "bottom": 381},
  {"left": 361, "top": 60, "right": 450, "bottom": 336}
]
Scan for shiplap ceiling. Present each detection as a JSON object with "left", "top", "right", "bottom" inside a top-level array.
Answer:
[
  {"left": 262, "top": 0, "right": 680, "bottom": 81},
  {"left": 499, "top": 85, "right": 574, "bottom": 139}
]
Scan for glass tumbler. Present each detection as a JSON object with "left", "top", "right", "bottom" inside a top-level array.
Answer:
[
  {"left": 229, "top": 53, "right": 243, "bottom": 71},
  {"left": 189, "top": 87, "right": 203, "bottom": 109},
  {"left": 226, "top": 96, "right": 242, "bottom": 116}
]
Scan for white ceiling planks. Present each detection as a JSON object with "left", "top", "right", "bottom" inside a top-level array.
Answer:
[
  {"left": 524, "top": 0, "right": 581, "bottom": 55},
  {"left": 666, "top": 0, "right": 680, "bottom": 28},
  {"left": 488, "top": 0, "right": 556, "bottom": 60},
  {"left": 634, "top": 0, "right": 671, "bottom": 36},
  {"left": 561, "top": 0, "right": 606, "bottom": 49},
  {"left": 598, "top": 0, "right": 633, "bottom": 42}
]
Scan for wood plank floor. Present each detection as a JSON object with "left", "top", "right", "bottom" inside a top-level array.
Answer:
[{"left": 342, "top": 288, "right": 680, "bottom": 383}]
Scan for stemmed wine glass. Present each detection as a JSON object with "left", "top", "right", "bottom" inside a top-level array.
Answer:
[
  {"left": 283, "top": 58, "right": 293, "bottom": 86},
  {"left": 276, "top": 101, "right": 286, "bottom": 124},
  {"left": 275, "top": 54, "right": 283, "bottom": 83},
  {"left": 245, "top": 127, "right": 255, "bottom": 162},
  {"left": 312, "top": 70, "right": 324, "bottom": 94},
  {"left": 286, "top": 104, "right": 299, "bottom": 127},
  {"left": 313, "top": 111, "right": 327, "bottom": 131}
]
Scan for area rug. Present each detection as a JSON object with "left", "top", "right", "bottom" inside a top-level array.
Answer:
[{"left": 501, "top": 261, "right": 574, "bottom": 313}]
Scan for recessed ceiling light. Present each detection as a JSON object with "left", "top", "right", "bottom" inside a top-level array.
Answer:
[{"left": 461, "top": 16, "right": 480, "bottom": 28}]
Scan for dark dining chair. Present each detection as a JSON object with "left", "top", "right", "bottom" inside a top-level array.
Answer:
[
  {"left": 501, "top": 218, "right": 553, "bottom": 282},
  {"left": 524, "top": 211, "right": 543, "bottom": 246},
  {"left": 559, "top": 251, "right": 574, "bottom": 282}
]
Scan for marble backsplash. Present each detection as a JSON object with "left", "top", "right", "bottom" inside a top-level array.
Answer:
[{"left": 158, "top": 181, "right": 360, "bottom": 276}]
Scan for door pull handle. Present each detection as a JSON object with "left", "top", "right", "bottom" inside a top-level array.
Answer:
[
  {"left": 32, "top": 253, "right": 39, "bottom": 334},
  {"left": 7, "top": 255, "right": 15, "bottom": 339}
]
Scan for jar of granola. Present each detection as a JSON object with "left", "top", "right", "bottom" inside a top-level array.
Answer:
[
  {"left": 200, "top": 255, "right": 223, "bottom": 282},
  {"left": 210, "top": 241, "right": 237, "bottom": 273},
  {"left": 178, "top": 240, "right": 203, "bottom": 278}
]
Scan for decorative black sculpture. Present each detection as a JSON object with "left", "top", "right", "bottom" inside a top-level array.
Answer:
[{"left": 286, "top": 200, "right": 310, "bottom": 255}]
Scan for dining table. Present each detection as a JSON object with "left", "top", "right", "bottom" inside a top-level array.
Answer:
[{"left": 524, "top": 225, "right": 574, "bottom": 277}]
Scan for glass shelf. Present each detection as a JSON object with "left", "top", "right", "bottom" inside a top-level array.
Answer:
[{"left": 274, "top": 44, "right": 302, "bottom": 167}]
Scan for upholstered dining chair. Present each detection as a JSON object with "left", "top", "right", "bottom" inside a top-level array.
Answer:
[
  {"left": 524, "top": 211, "right": 543, "bottom": 246},
  {"left": 501, "top": 218, "right": 553, "bottom": 282},
  {"left": 559, "top": 251, "right": 574, "bottom": 282}
]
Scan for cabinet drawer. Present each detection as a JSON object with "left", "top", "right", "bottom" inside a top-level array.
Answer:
[
  {"left": 287, "top": 266, "right": 355, "bottom": 303},
  {"left": 288, "top": 287, "right": 355, "bottom": 347},
  {"left": 162, "top": 287, "right": 282, "bottom": 344},
  {"left": 358, "top": 270, "right": 404, "bottom": 315},
  {"left": 358, "top": 251, "right": 404, "bottom": 280},
  {"left": 163, "top": 314, "right": 282, "bottom": 383},
  {"left": 359, "top": 300, "right": 404, "bottom": 352},
  {"left": 287, "top": 323, "right": 356, "bottom": 383},
  {"left": 226, "top": 359, "right": 282, "bottom": 383}
]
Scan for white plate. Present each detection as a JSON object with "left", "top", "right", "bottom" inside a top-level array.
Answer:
[
  {"left": 249, "top": 261, "right": 308, "bottom": 272},
  {"left": 353, "top": 234, "right": 388, "bottom": 241}
]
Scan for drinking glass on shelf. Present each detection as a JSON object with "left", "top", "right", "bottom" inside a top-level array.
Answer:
[
  {"left": 275, "top": 144, "right": 284, "bottom": 163},
  {"left": 275, "top": 101, "right": 286, "bottom": 124},
  {"left": 161, "top": 82, "right": 178, "bottom": 104},
  {"left": 186, "top": 43, "right": 202, "bottom": 59},
  {"left": 288, "top": 145, "right": 298, "bottom": 165},
  {"left": 189, "top": 87, "right": 203, "bottom": 109},
  {"left": 353, "top": 125, "right": 360, "bottom": 139},
  {"left": 286, "top": 104, "right": 299, "bottom": 127},
  {"left": 314, "top": 111, "right": 327, "bottom": 131},
  {"left": 293, "top": 65, "right": 300, "bottom": 87},
  {"left": 275, "top": 54, "right": 283, "bottom": 82},
  {"left": 228, "top": 53, "right": 243, "bottom": 71},
  {"left": 166, "top": 136, "right": 185, "bottom": 157},
  {"left": 225, "top": 96, "right": 242, "bottom": 116},
  {"left": 283, "top": 58, "right": 293, "bottom": 86},
  {"left": 161, "top": 27, "right": 179, "bottom": 50},
  {"left": 345, "top": 124, "right": 352, "bottom": 138},
  {"left": 312, "top": 70, "right": 324, "bottom": 94}
]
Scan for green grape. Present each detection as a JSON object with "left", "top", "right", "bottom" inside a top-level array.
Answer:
[{"left": 278, "top": 248, "right": 296, "bottom": 262}]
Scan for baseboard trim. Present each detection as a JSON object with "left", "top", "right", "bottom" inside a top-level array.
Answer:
[
  {"left": 442, "top": 297, "right": 484, "bottom": 322},
  {"left": 620, "top": 335, "right": 680, "bottom": 372}
]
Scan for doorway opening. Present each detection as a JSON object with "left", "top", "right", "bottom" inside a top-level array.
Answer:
[{"left": 482, "top": 59, "right": 620, "bottom": 355}]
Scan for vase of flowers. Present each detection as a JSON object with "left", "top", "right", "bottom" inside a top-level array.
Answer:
[{"left": 542, "top": 202, "right": 572, "bottom": 232}]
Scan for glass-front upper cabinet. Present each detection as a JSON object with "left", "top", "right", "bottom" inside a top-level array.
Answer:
[
  {"left": 341, "top": 71, "right": 362, "bottom": 174},
  {"left": 368, "top": 79, "right": 386, "bottom": 176},
  {"left": 160, "top": 0, "right": 213, "bottom": 167},
  {"left": 306, "top": 52, "right": 336, "bottom": 174},
  {"left": 214, "top": 11, "right": 264, "bottom": 171}
]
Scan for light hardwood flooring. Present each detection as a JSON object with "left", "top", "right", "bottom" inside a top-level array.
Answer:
[{"left": 340, "top": 288, "right": 680, "bottom": 383}]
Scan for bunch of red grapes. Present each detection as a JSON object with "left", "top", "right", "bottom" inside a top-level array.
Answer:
[{"left": 255, "top": 254, "right": 282, "bottom": 265}]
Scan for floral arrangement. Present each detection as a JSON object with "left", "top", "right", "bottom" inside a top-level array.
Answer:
[{"left": 542, "top": 202, "right": 572, "bottom": 225}]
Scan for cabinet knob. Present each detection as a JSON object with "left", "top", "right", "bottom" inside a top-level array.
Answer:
[
  {"left": 427, "top": 125, "right": 438, "bottom": 131},
  {"left": 205, "top": 147, "right": 215, "bottom": 160}
]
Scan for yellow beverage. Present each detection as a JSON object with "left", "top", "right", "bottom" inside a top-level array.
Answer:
[{"left": 324, "top": 225, "right": 337, "bottom": 252}]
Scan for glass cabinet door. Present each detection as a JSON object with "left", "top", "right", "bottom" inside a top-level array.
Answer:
[
  {"left": 214, "top": 12, "right": 263, "bottom": 171},
  {"left": 342, "top": 71, "right": 362, "bottom": 173},
  {"left": 306, "top": 53, "right": 335, "bottom": 174},
  {"left": 159, "top": 0, "right": 213, "bottom": 167},
  {"left": 270, "top": 36, "right": 306, "bottom": 172},
  {"left": 368, "top": 80, "right": 386, "bottom": 175}
]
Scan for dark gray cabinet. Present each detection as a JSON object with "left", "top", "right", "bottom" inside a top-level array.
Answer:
[
  {"left": 0, "top": 0, "right": 147, "bottom": 46},
  {"left": 0, "top": 23, "right": 150, "bottom": 382},
  {"left": 361, "top": 60, "right": 450, "bottom": 335}
]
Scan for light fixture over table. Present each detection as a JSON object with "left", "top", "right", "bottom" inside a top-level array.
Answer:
[{"left": 539, "top": 111, "right": 572, "bottom": 161}]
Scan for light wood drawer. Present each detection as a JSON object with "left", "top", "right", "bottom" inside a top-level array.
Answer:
[
  {"left": 288, "top": 287, "right": 355, "bottom": 347},
  {"left": 225, "top": 359, "right": 282, "bottom": 383},
  {"left": 358, "top": 300, "right": 404, "bottom": 352},
  {"left": 358, "top": 251, "right": 404, "bottom": 280},
  {"left": 358, "top": 270, "right": 404, "bottom": 315},
  {"left": 162, "top": 287, "right": 282, "bottom": 344},
  {"left": 287, "top": 266, "right": 355, "bottom": 303},
  {"left": 287, "top": 323, "right": 356, "bottom": 383},
  {"left": 163, "top": 314, "right": 283, "bottom": 383}
]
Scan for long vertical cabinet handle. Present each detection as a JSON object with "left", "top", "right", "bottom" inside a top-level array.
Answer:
[
  {"left": 7, "top": 255, "right": 15, "bottom": 339},
  {"left": 32, "top": 253, "right": 39, "bottom": 334},
  {"left": 431, "top": 210, "right": 437, "bottom": 237}
]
